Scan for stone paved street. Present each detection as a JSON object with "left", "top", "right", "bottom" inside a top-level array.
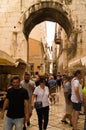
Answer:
[{"left": 0, "top": 90, "right": 84, "bottom": 130}]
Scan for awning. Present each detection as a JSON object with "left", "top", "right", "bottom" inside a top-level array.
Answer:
[
  {"left": 0, "top": 50, "right": 27, "bottom": 74},
  {"left": 0, "top": 50, "right": 15, "bottom": 65},
  {"left": 68, "top": 57, "right": 86, "bottom": 74},
  {"left": 0, "top": 59, "right": 27, "bottom": 75},
  {"left": 68, "top": 59, "right": 82, "bottom": 68},
  {"left": 81, "top": 56, "right": 86, "bottom": 66},
  {"left": 15, "top": 58, "right": 27, "bottom": 67},
  {"left": 68, "top": 56, "right": 86, "bottom": 68}
]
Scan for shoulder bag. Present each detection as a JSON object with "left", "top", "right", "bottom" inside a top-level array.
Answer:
[{"left": 34, "top": 88, "right": 45, "bottom": 109}]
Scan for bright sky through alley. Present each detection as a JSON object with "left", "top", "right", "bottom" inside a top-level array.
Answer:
[{"left": 46, "top": 21, "right": 55, "bottom": 46}]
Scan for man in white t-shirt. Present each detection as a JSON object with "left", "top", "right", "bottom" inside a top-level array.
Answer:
[{"left": 71, "top": 70, "right": 83, "bottom": 130}]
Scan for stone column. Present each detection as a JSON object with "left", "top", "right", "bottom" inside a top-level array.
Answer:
[{"left": 62, "top": 33, "right": 68, "bottom": 75}]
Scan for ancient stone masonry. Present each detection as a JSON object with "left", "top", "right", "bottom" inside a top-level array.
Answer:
[
  {"left": 65, "top": 0, "right": 72, "bottom": 5},
  {"left": 22, "top": 1, "right": 72, "bottom": 40},
  {"left": 0, "top": 0, "right": 72, "bottom": 60},
  {"left": 68, "top": 32, "right": 78, "bottom": 59}
]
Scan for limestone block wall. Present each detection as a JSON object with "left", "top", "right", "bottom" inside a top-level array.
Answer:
[
  {"left": 69, "top": 0, "right": 86, "bottom": 57},
  {"left": 0, "top": 0, "right": 48, "bottom": 63},
  {"left": 55, "top": 0, "right": 86, "bottom": 74},
  {"left": 29, "top": 38, "right": 44, "bottom": 73},
  {"left": 0, "top": 0, "right": 28, "bottom": 62}
]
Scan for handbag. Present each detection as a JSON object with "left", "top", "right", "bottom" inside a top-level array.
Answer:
[
  {"left": 34, "top": 86, "right": 45, "bottom": 109},
  {"left": 34, "top": 101, "right": 43, "bottom": 109}
]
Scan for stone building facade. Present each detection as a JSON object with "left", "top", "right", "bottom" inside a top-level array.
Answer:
[
  {"left": 52, "top": 0, "right": 86, "bottom": 78},
  {"left": 0, "top": 0, "right": 86, "bottom": 88},
  {"left": 0, "top": 0, "right": 49, "bottom": 89}
]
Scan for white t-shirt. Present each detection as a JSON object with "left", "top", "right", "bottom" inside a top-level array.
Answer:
[
  {"left": 20, "top": 80, "right": 36, "bottom": 102},
  {"left": 33, "top": 86, "right": 49, "bottom": 107},
  {"left": 71, "top": 78, "right": 83, "bottom": 103}
]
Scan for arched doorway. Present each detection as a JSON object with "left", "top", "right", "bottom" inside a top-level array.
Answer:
[
  {"left": 22, "top": 1, "right": 72, "bottom": 40},
  {"left": 20, "top": 1, "right": 73, "bottom": 74}
]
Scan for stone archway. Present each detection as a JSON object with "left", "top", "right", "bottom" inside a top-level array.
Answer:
[
  {"left": 22, "top": 1, "right": 72, "bottom": 40},
  {"left": 18, "top": 1, "right": 73, "bottom": 74}
]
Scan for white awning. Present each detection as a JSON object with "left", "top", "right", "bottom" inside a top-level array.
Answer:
[
  {"left": 81, "top": 56, "right": 86, "bottom": 66},
  {"left": 68, "top": 56, "right": 86, "bottom": 68},
  {"left": 68, "top": 59, "right": 82, "bottom": 68},
  {"left": 0, "top": 50, "right": 15, "bottom": 65}
]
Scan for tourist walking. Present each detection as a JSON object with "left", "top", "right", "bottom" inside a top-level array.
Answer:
[
  {"left": 32, "top": 76, "right": 49, "bottom": 130},
  {"left": 61, "top": 76, "right": 73, "bottom": 126},
  {"left": 71, "top": 70, "right": 83, "bottom": 130},
  {"left": 1, "top": 76, "right": 29, "bottom": 130},
  {"left": 48, "top": 75, "right": 57, "bottom": 104},
  {"left": 82, "top": 85, "right": 86, "bottom": 130},
  {"left": 21, "top": 72, "right": 36, "bottom": 126},
  {"left": 57, "top": 72, "right": 62, "bottom": 92}
]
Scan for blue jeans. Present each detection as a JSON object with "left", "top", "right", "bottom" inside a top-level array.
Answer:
[{"left": 3, "top": 116, "right": 24, "bottom": 130}]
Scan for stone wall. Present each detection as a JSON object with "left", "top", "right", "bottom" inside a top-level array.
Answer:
[
  {"left": 0, "top": 0, "right": 86, "bottom": 75},
  {"left": 0, "top": 0, "right": 26, "bottom": 60},
  {"left": 0, "top": 0, "right": 47, "bottom": 63}
]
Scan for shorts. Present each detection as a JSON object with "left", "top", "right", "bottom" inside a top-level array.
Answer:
[{"left": 72, "top": 102, "right": 82, "bottom": 111}]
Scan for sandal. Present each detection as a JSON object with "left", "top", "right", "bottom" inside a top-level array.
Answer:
[{"left": 61, "top": 120, "right": 68, "bottom": 124}]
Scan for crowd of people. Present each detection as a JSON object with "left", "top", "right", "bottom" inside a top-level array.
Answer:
[{"left": 0, "top": 70, "right": 86, "bottom": 130}]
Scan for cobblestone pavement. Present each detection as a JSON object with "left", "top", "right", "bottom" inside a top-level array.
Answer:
[{"left": 0, "top": 90, "right": 84, "bottom": 130}]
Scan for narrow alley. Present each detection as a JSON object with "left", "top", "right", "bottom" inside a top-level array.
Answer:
[{"left": 0, "top": 89, "right": 84, "bottom": 130}]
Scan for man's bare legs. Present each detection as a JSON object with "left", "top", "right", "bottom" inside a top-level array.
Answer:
[{"left": 72, "top": 109, "right": 79, "bottom": 130}]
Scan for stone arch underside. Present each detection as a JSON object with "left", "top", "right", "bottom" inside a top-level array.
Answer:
[{"left": 23, "top": 2, "right": 72, "bottom": 40}]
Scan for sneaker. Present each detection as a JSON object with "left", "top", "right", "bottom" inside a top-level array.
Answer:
[{"left": 61, "top": 120, "right": 68, "bottom": 124}]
